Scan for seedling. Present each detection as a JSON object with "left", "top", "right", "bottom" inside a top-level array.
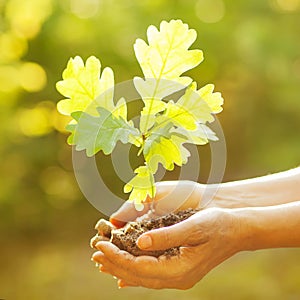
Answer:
[{"left": 56, "top": 19, "right": 224, "bottom": 211}]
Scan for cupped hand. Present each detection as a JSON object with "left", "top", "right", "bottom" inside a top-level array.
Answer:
[
  {"left": 92, "top": 207, "right": 243, "bottom": 290},
  {"left": 109, "top": 180, "right": 204, "bottom": 228}
]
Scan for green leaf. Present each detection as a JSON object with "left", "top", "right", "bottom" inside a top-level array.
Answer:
[
  {"left": 67, "top": 107, "right": 140, "bottom": 156},
  {"left": 134, "top": 19, "right": 204, "bottom": 133},
  {"left": 139, "top": 98, "right": 167, "bottom": 133},
  {"left": 143, "top": 122, "right": 190, "bottom": 173},
  {"left": 133, "top": 77, "right": 186, "bottom": 100},
  {"left": 56, "top": 56, "right": 126, "bottom": 118},
  {"left": 143, "top": 122, "right": 217, "bottom": 173},
  {"left": 124, "top": 165, "right": 155, "bottom": 210},
  {"left": 169, "top": 134, "right": 191, "bottom": 164},
  {"left": 198, "top": 84, "right": 224, "bottom": 114},
  {"left": 56, "top": 56, "right": 103, "bottom": 115},
  {"left": 151, "top": 82, "right": 217, "bottom": 135},
  {"left": 134, "top": 19, "right": 203, "bottom": 83},
  {"left": 56, "top": 20, "right": 225, "bottom": 208},
  {"left": 172, "top": 124, "right": 218, "bottom": 145},
  {"left": 144, "top": 135, "right": 190, "bottom": 173},
  {"left": 164, "top": 82, "right": 214, "bottom": 129}
]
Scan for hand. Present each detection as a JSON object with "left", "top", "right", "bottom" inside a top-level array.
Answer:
[
  {"left": 111, "top": 167, "right": 300, "bottom": 228},
  {"left": 92, "top": 207, "right": 242, "bottom": 289},
  {"left": 110, "top": 180, "right": 204, "bottom": 228}
]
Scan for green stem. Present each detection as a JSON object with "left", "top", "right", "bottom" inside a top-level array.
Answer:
[{"left": 145, "top": 161, "right": 156, "bottom": 213}]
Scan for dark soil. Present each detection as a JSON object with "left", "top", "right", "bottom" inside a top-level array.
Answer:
[{"left": 90, "top": 208, "right": 199, "bottom": 258}]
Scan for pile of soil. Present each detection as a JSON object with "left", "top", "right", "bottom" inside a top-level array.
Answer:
[{"left": 90, "top": 208, "right": 199, "bottom": 257}]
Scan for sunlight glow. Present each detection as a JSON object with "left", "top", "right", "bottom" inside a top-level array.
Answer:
[
  {"left": 195, "top": 0, "right": 225, "bottom": 23},
  {"left": 18, "top": 106, "right": 52, "bottom": 137},
  {"left": 70, "top": 0, "right": 100, "bottom": 19},
  {"left": 19, "top": 63, "right": 47, "bottom": 92}
]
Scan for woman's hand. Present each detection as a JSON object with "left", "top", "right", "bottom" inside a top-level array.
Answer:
[
  {"left": 92, "top": 168, "right": 300, "bottom": 289},
  {"left": 93, "top": 207, "right": 242, "bottom": 289},
  {"left": 110, "top": 180, "right": 205, "bottom": 228},
  {"left": 110, "top": 167, "right": 300, "bottom": 228}
]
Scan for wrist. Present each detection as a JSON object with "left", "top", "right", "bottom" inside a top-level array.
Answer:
[
  {"left": 231, "top": 202, "right": 300, "bottom": 251},
  {"left": 222, "top": 208, "right": 247, "bottom": 254},
  {"left": 230, "top": 206, "right": 282, "bottom": 252},
  {"left": 194, "top": 207, "right": 246, "bottom": 255},
  {"left": 229, "top": 208, "right": 256, "bottom": 252},
  {"left": 202, "top": 183, "right": 250, "bottom": 209},
  {"left": 206, "top": 168, "right": 300, "bottom": 209}
]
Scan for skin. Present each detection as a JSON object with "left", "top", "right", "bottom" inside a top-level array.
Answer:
[{"left": 92, "top": 167, "right": 300, "bottom": 289}]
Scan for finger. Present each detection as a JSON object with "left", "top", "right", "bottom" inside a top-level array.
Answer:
[
  {"left": 102, "top": 257, "right": 190, "bottom": 290},
  {"left": 110, "top": 181, "right": 200, "bottom": 228},
  {"left": 109, "top": 201, "right": 149, "bottom": 228},
  {"left": 118, "top": 279, "right": 138, "bottom": 288},
  {"left": 95, "top": 241, "right": 176, "bottom": 279},
  {"left": 95, "top": 242, "right": 158, "bottom": 275},
  {"left": 92, "top": 251, "right": 143, "bottom": 285},
  {"left": 153, "top": 181, "right": 201, "bottom": 215},
  {"left": 97, "top": 256, "right": 175, "bottom": 289},
  {"left": 92, "top": 250, "right": 105, "bottom": 262},
  {"left": 95, "top": 241, "right": 192, "bottom": 280},
  {"left": 94, "top": 242, "right": 199, "bottom": 288},
  {"left": 99, "top": 265, "right": 111, "bottom": 274},
  {"left": 137, "top": 218, "right": 194, "bottom": 251}
]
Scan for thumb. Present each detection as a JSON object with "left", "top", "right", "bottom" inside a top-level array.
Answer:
[
  {"left": 136, "top": 219, "right": 193, "bottom": 251},
  {"left": 110, "top": 201, "right": 149, "bottom": 228}
]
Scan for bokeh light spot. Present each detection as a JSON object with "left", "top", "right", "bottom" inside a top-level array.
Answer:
[
  {"left": 5, "top": 0, "right": 53, "bottom": 39},
  {"left": 52, "top": 109, "right": 72, "bottom": 133},
  {"left": 0, "top": 32, "right": 27, "bottom": 63},
  {"left": 195, "top": 0, "right": 225, "bottom": 23},
  {"left": 39, "top": 166, "right": 79, "bottom": 209},
  {"left": 18, "top": 105, "right": 52, "bottom": 137},
  {"left": 275, "top": 0, "right": 300, "bottom": 11},
  {"left": 70, "top": 0, "right": 100, "bottom": 19},
  {"left": 19, "top": 62, "right": 47, "bottom": 92},
  {"left": 0, "top": 65, "right": 19, "bottom": 93}
]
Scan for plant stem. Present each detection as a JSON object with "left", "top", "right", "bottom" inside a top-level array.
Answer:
[{"left": 150, "top": 198, "right": 155, "bottom": 213}]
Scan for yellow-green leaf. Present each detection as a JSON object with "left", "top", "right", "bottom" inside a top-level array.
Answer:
[
  {"left": 114, "top": 97, "right": 127, "bottom": 120},
  {"left": 134, "top": 77, "right": 186, "bottom": 99},
  {"left": 134, "top": 19, "right": 203, "bottom": 83},
  {"left": 67, "top": 107, "right": 140, "bottom": 156},
  {"left": 157, "top": 82, "right": 214, "bottom": 131},
  {"left": 172, "top": 124, "right": 218, "bottom": 145},
  {"left": 176, "top": 82, "right": 214, "bottom": 123},
  {"left": 124, "top": 165, "right": 155, "bottom": 210},
  {"left": 198, "top": 84, "right": 224, "bottom": 114},
  {"left": 56, "top": 56, "right": 118, "bottom": 117},
  {"left": 161, "top": 100, "right": 197, "bottom": 130},
  {"left": 144, "top": 135, "right": 185, "bottom": 173},
  {"left": 133, "top": 19, "right": 204, "bottom": 133},
  {"left": 139, "top": 98, "right": 166, "bottom": 132}
]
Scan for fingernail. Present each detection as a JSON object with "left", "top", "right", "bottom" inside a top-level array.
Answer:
[
  {"left": 95, "top": 242, "right": 102, "bottom": 249},
  {"left": 137, "top": 235, "right": 152, "bottom": 249},
  {"left": 99, "top": 265, "right": 105, "bottom": 272},
  {"left": 110, "top": 217, "right": 126, "bottom": 229}
]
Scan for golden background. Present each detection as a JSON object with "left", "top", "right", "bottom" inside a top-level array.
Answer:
[{"left": 0, "top": 0, "right": 300, "bottom": 299}]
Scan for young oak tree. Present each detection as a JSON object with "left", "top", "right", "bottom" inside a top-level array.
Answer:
[{"left": 56, "top": 19, "right": 224, "bottom": 211}]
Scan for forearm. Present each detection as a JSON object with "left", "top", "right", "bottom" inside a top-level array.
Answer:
[
  {"left": 209, "top": 167, "right": 300, "bottom": 208},
  {"left": 234, "top": 201, "right": 300, "bottom": 251}
]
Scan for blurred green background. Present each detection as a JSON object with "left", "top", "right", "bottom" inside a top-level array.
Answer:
[{"left": 0, "top": 0, "right": 300, "bottom": 299}]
